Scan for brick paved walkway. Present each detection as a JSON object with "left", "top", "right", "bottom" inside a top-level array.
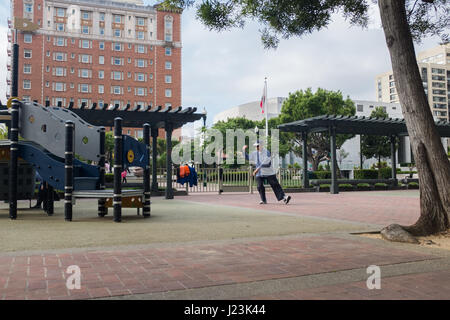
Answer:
[
  {"left": 184, "top": 191, "right": 420, "bottom": 226},
  {"left": 1, "top": 190, "right": 449, "bottom": 300},
  {"left": 243, "top": 269, "right": 450, "bottom": 300},
  {"left": 0, "top": 235, "right": 440, "bottom": 300}
]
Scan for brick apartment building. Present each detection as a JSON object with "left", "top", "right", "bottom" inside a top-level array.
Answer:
[{"left": 7, "top": 0, "right": 182, "bottom": 138}]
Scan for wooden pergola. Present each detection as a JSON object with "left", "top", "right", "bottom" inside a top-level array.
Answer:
[{"left": 278, "top": 115, "right": 450, "bottom": 194}]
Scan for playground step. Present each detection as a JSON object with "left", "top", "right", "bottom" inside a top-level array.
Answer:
[{"left": 74, "top": 177, "right": 98, "bottom": 191}]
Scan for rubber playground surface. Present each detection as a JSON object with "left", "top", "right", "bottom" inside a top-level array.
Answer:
[{"left": 1, "top": 190, "right": 449, "bottom": 300}]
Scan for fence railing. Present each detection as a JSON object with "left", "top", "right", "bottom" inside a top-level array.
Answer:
[{"left": 151, "top": 166, "right": 306, "bottom": 193}]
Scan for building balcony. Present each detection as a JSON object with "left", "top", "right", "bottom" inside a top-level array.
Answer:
[
  {"left": 8, "top": 19, "right": 11, "bottom": 28},
  {"left": 7, "top": 49, "right": 11, "bottom": 56},
  {"left": 7, "top": 34, "right": 12, "bottom": 42}
]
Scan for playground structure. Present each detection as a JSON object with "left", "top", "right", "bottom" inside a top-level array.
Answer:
[{"left": 4, "top": 99, "right": 151, "bottom": 222}]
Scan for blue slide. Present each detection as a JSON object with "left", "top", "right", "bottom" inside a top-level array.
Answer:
[{"left": 18, "top": 141, "right": 99, "bottom": 191}]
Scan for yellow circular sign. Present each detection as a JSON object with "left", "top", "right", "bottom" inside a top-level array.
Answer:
[
  {"left": 7, "top": 97, "right": 18, "bottom": 108},
  {"left": 127, "top": 150, "right": 135, "bottom": 164}
]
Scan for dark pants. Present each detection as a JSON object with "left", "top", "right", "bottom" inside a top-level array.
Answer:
[{"left": 256, "top": 175, "right": 285, "bottom": 203}]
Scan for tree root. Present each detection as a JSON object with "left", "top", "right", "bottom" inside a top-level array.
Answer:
[{"left": 380, "top": 224, "right": 419, "bottom": 244}]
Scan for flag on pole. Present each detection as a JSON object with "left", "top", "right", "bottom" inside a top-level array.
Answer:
[{"left": 259, "top": 81, "right": 266, "bottom": 114}]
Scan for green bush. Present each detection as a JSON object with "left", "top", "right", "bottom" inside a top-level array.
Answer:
[
  {"left": 374, "top": 183, "right": 387, "bottom": 187},
  {"left": 338, "top": 183, "right": 354, "bottom": 189},
  {"left": 379, "top": 167, "right": 392, "bottom": 179},
  {"left": 314, "top": 171, "right": 331, "bottom": 179},
  {"left": 357, "top": 183, "right": 370, "bottom": 188},
  {"left": 319, "top": 184, "right": 331, "bottom": 189},
  {"left": 408, "top": 182, "right": 419, "bottom": 189},
  {"left": 354, "top": 169, "right": 378, "bottom": 179}
]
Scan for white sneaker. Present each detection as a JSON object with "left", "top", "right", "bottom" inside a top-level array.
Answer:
[
  {"left": 283, "top": 196, "right": 291, "bottom": 204},
  {"left": 259, "top": 201, "right": 267, "bottom": 204}
]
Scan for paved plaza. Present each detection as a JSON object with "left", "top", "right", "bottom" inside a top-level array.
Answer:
[{"left": 0, "top": 190, "right": 449, "bottom": 300}]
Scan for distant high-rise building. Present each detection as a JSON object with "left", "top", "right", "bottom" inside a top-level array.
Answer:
[
  {"left": 375, "top": 43, "right": 450, "bottom": 122},
  {"left": 6, "top": 0, "right": 182, "bottom": 138}
]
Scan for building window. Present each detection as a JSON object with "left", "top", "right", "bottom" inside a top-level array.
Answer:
[
  {"left": 165, "top": 75, "right": 172, "bottom": 84},
  {"left": 23, "top": 64, "right": 31, "bottom": 74},
  {"left": 54, "top": 82, "right": 64, "bottom": 92},
  {"left": 81, "top": 11, "right": 90, "bottom": 20},
  {"left": 56, "top": 7, "right": 65, "bottom": 17},
  {"left": 98, "top": 85, "right": 104, "bottom": 94},
  {"left": 113, "top": 43, "right": 122, "bottom": 51},
  {"left": 136, "top": 88, "right": 145, "bottom": 96},
  {"left": 165, "top": 61, "right": 172, "bottom": 70},
  {"left": 99, "top": 28, "right": 105, "bottom": 36},
  {"left": 80, "top": 84, "right": 90, "bottom": 93},
  {"left": 99, "top": 12, "right": 105, "bottom": 21},
  {"left": 137, "top": 45, "right": 145, "bottom": 53},
  {"left": 112, "top": 71, "right": 122, "bottom": 81},
  {"left": 24, "top": 49, "right": 32, "bottom": 59},
  {"left": 81, "top": 40, "right": 90, "bottom": 48},
  {"left": 80, "top": 69, "right": 90, "bottom": 78},
  {"left": 80, "top": 55, "right": 90, "bottom": 63},
  {"left": 112, "top": 86, "right": 122, "bottom": 95},
  {"left": 56, "top": 37, "right": 65, "bottom": 46},
  {"left": 165, "top": 47, "right": 172, "bottom": 56},
  {"left": 55, "top": 67, "right": 65, "bottom": 76},
  {"left": 136, "top": 59, "right": 145, "bottom": 68},
  {"left": 99, "top": 70, "right": 104, "bottom": 79},
  {"left": 114, "top": 29, "right": 121, "bottom": 37},
  {"left": 24, "top": 34, "right": 32, "bottom": 43},
  {"left": 165, "top": 89, "right": 172, "bottom": 98},
  {"left": 99, "top": 56, "right": 104, "bottom": 65},
  {"left": 113, "top": 57, "right": 122, "bottom": 66},
  {"left": 137, "top": 31, "right": 144, "bottom": 40},
  {"left": 136, "top": 17, "right": 145, "bottom": 26},
  {"left": 136, "top": 73, "right": 145, "bottom": 82},
  {"left": 114, "top": 15, "right": 122, "bottom": 23},
  {"left": 357, "top": 104, "right": 363, "bottom": 112},
  {"left": 23, "top": 80, "right": 31, "bottom": 89},
  {"left": 56, "top": 23, "right": 65, "bottom": 32},
  {"left": 24, "top": 3, "right": 33, "bottom": 13},
  {"left": 82, "top": 26, "right": 90, "bottom": 34},
  {"left": 99, "top": 42, "right": 105, "bottom": 50}
]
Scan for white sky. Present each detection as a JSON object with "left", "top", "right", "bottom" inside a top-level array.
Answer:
[{"left": 0, "top": 1, "right": 442, "bottom": 137}]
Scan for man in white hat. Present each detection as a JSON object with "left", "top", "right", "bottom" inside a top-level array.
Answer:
[{"left": 243, "top": 141, "right": 291, "bottom": 205}]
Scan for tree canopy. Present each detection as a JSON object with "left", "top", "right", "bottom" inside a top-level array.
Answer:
[
  {"left": 360, "top": 106, "right": 392, "bottom": 174},
  {"left": 277, "top": 88, "right": 356, "bottom": 170},
  {"left": 163, "top": 0, "right": 448, "bottom": 48}
]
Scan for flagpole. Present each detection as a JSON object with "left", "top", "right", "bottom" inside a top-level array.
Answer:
[{"left": 264, "top": 77, "right": 269, "bottom": 146}]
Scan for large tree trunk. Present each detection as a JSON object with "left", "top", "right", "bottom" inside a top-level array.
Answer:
[{"left": 378, "top": 0, "right": 450, "bottom": 236}]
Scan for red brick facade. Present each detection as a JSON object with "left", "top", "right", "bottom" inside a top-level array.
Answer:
[{"left": 8, "top": 0, "right": 182, "bottom": 139}]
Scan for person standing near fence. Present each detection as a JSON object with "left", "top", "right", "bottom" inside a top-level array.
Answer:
[{"left": 243, "top": 141, "right": 291, "bottom": 205}]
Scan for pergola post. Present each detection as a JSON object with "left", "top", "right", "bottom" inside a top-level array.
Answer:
[
  {"left": 302, "top": 131, "right": 309, "bottom": 188},
  {"left": 390, "top": 135, "right": 398, "bottom": 186},
  {"left": 113, "top": 117, "right": 123, "bottom": 222},
  {"left": 330, "top": 126, "right": 339, "bottom": 194},
  {"left": 9, "top": 99, "right": 19, "bottom": 220},
  {"left": 165, "top": 122, "right": 174, "bottom": 199},
  {"left": 151, "top": 127, "right": 159, "bottom": 192},
  {"left": 143, "top": 123, "right": 151, "bottom": 217}
]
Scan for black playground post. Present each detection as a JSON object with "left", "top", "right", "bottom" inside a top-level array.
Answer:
[
  {"left": 98, "top": 127, "right": 107, "bottom": 217},
  {"left": 47, "top": 184, "right": 54, "bottom": 216},
  {"left": 64, "top": 121, "right": 74, "bottom": 221},
  {"left": 165, "top": 122, "right": 174, "bottom": 199},
  {"left": 143, "top": 123, "right": 151, "bottom": 217},
  {"left": 113, "top": 117, "right": 123, "bottom": 222},
  {"left": 9, "top": 99, "right": 19, "bottom": 220},
  {"left": 151, "top": 127, "right": 158, "bottom": 192}
]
